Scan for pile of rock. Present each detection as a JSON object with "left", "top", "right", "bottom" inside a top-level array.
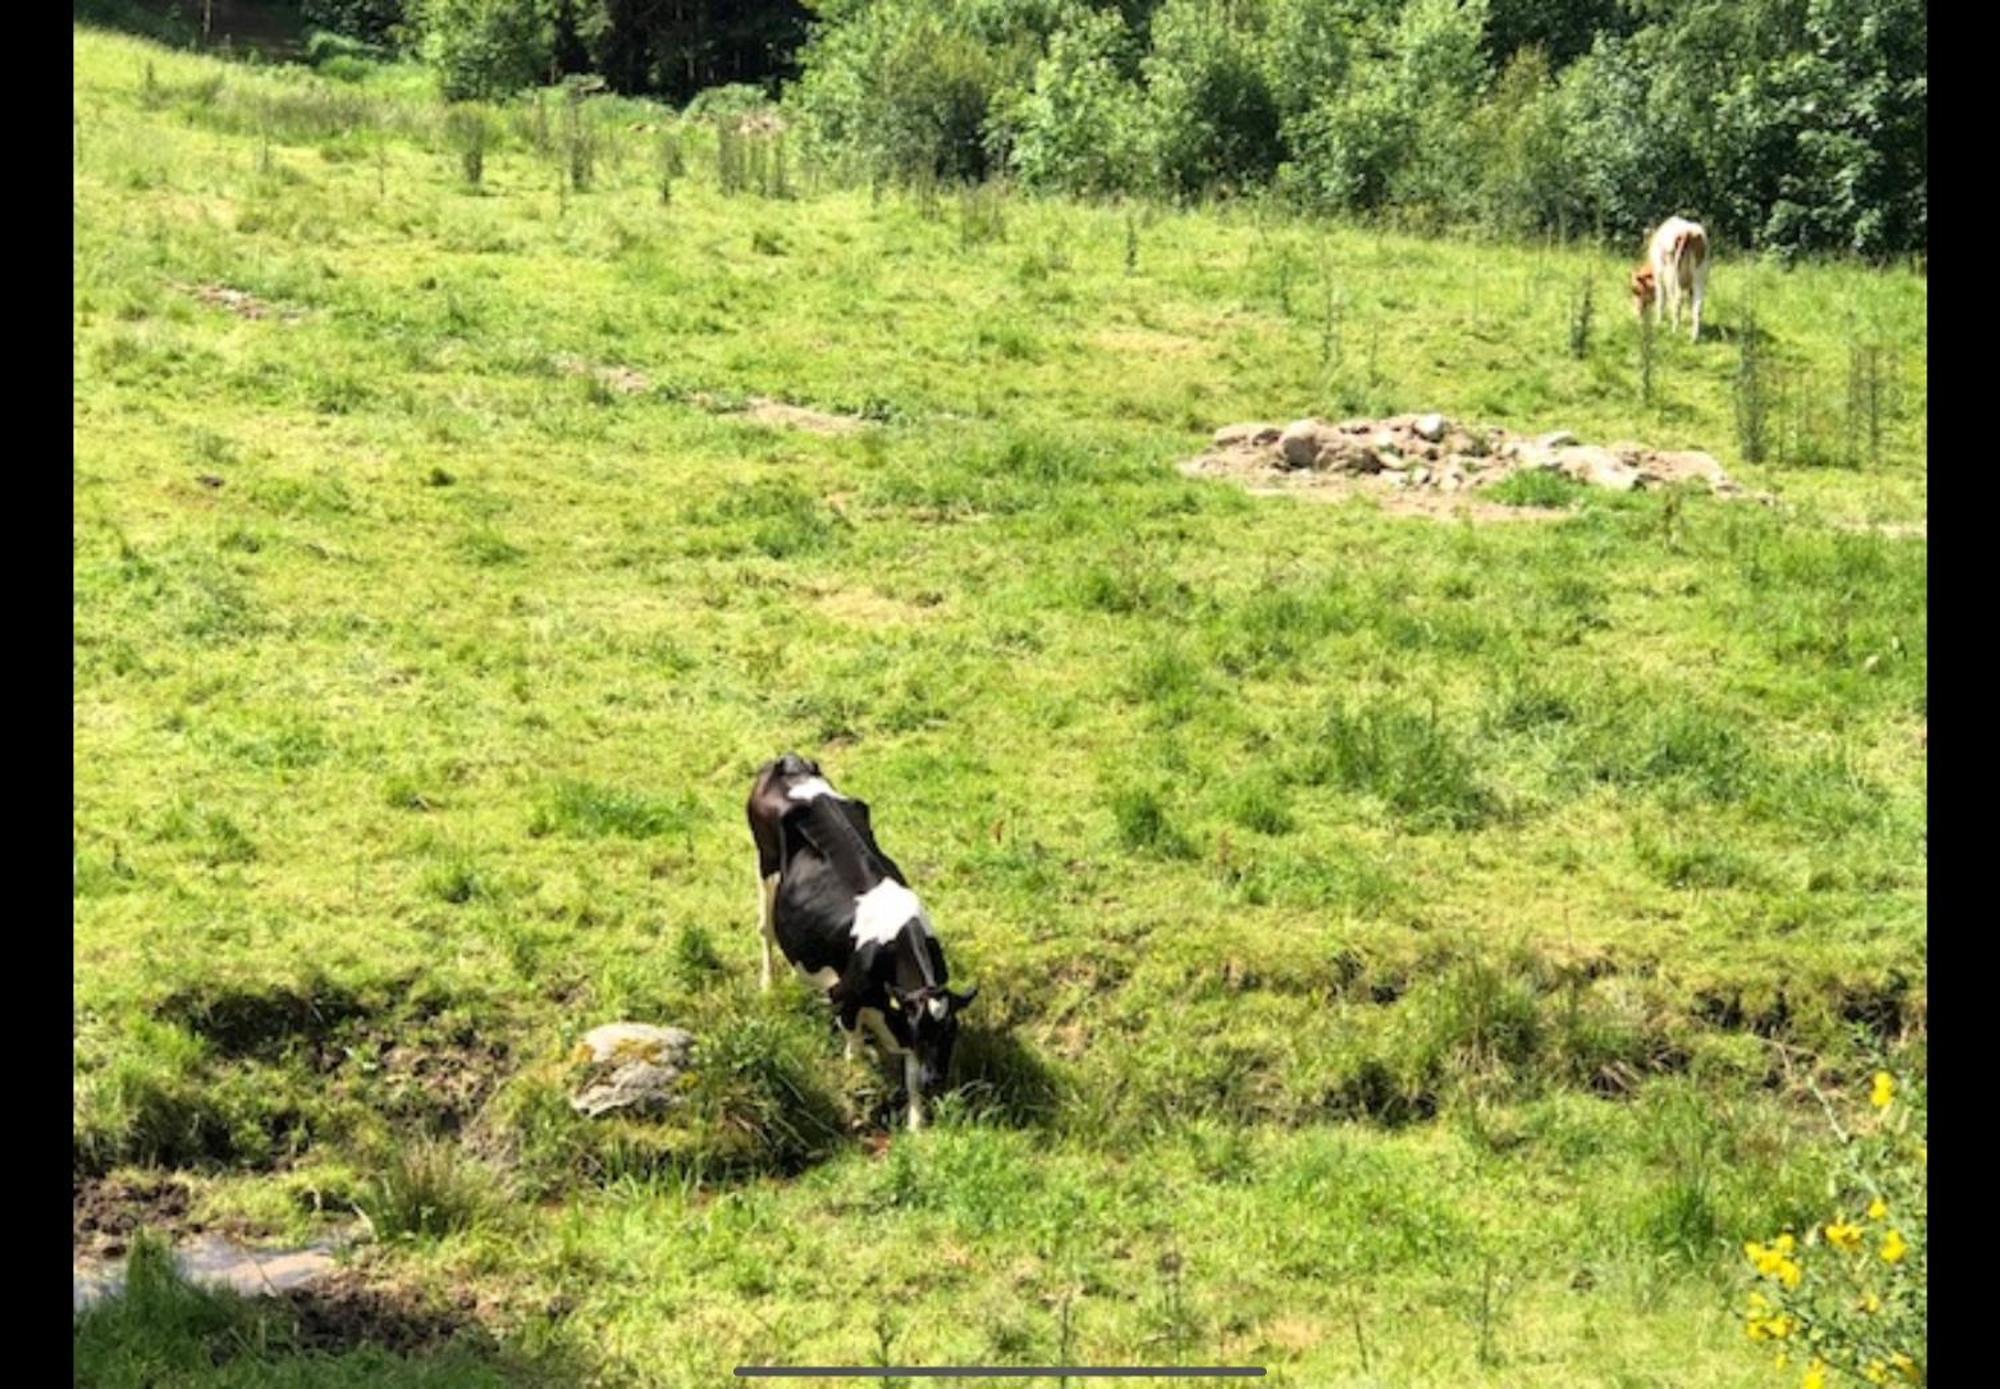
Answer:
[{"left": 1192, "top": 413, "right": 1745, "bottom": 500}]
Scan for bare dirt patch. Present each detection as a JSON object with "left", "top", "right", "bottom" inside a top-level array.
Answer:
[
  {"left": 552, "top": 355, "right": 651, "bottom": 395},
  {"left": 74, "top": 1173, "right": 205, "bottom": 1258},
  {"left": 275, "top": 1269, "right": 499, "bottom": 1357},
  {"left": 1182, "top": 413, "right": 1767, "bottom": 523},
  {"left": 732, "top": 396, "right": 869, "bottom": 435},
  {"left": 803, "top": 583, "right": 936, "bottom": 626},
  {"left": 185, "top": 283, "right": 305, "bottom": 323}
]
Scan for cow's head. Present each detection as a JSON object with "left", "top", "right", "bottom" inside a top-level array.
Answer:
[
  {"left": 774, "top": 751, "right": 822, "bottom": 780},
  {"left": 1630, "top": 265, "right": 1657, "bottom": 317},
  {"left": 887, "top": 984, "right": 978, "bottom": 1096}
]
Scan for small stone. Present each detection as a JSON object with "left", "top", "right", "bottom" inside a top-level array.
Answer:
[
  {"left": 196, "top": 474, "right": 224, "bottom": 489},
  {"left": 1411, "top": 467, "right": 1431, "bottom": 486},
  {"left": 1413, "top": 413, "right": 1446, "bottom": 442},
  {"left": 1538, "top": 430, "right": 1578, "bottom": 449},
  {"left": 1380, "top": 469, "right": 1408, "bottom": 488}
]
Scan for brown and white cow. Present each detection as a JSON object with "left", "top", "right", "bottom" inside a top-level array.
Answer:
[{"left": 1632, "top": 216, "right": 1710, "bottom": 343}]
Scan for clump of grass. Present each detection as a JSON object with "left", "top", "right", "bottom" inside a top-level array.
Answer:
[
  {"left": 529, "top": 781, "right": 696, "bottom": 841},
  {"left": 443, "top": 103, "right": 496, "bottom": 188},
  {"left": 673, "top": 923, "right": 725, "bottom": 989},
  {"left": 1109, "top": 786, "right": 1192, "bottom": 859},
  {"left": 1487, "top": 468, "right": 1586, "bottom": 508},
  {"left": 658, "top": 127, "right": 684, "bottom": 204},
  {"left": 562, "top": 96, "right": 595, "bottom": 193},
  {"left": 1734, "top": 306, "right": 1769, "bottom": 463},
  {"left": 958, "top": 181, "right": 1006, "bottom": 249},
  {"left": 496, "top": 1004, "right": 845, "bottom": 1193},
  {"left": 1567, "top": 274, "right": 1593, "bottom": 359},
  {"left": 357, "top": 1137, "right": 491, "bottom": 1240},
  {"left": 1308, "top": 702, "right": 1497, "bottom": 831},
  {"left": 73, "top": 1232, "right": 248, "bottom": 1378},
  {"left": 1637, "top": 300, "right": 1656, "bottom": 408}
]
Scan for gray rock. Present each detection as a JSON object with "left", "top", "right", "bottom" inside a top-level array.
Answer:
[
  {"left": 1538, "top": 430, "right": 1578, "bottom": 449},
  {"left": 1279, "top": 419, "right": 1327, "bottom": 469},
  {"left": 1413, "top": 413, "right": 1447, "bottom": 442},
  {"left": 1554, "top": 446, "right": 1643, "bottom": 492},
  {"left": 569, "top": 1023, "right": 696, "bottom": 1118}
]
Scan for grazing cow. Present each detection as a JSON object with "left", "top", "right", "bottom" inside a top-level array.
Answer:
[
  {"left": 746, "top": 754, "right": 976, "bottom": 1132},
  {"left": 1633, "top": 216, "right": 1710, "bottom": 342}
]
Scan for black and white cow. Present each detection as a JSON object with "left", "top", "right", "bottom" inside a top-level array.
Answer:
[{"left": 747, "top": 754, "right": 976, "bottom": 1132}]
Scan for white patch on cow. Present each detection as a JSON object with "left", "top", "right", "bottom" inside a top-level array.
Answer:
[
  {"left": 785, "top": 777, "right": 844, "bottom": 802},
  {"left": 793, "top": 963, "right": 840, "bottom": 993},
  {"left": 851, "top": 880, "right": 931, "bottom": 947},
  {"left": 927, "top": 996, "right": 947, "bottom": 1021}
]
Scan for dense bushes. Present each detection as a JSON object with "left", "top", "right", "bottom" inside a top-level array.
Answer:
[
  {"left": 257, "top": 0, "right": 1929, "bottom": 257},
  {"left": 798, "top": 0, "right": 1926, "bottom": 260}
]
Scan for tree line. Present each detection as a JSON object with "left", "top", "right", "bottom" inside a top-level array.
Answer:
[{"left": 134, "top": 0, "right": 1930, "bottom": 259}]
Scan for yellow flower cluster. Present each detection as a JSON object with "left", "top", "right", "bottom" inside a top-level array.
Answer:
[
  {"left": 1746, "top": 1235, "right": 1804, "bottom": 1289},
  {"left": 1740, "top": 1071, "right": 1923, "bottom": 1389}
]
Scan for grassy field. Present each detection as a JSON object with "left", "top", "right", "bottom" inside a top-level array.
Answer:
[{"left": 73, "top": 26, "right": 1926, "bottom": 1388}]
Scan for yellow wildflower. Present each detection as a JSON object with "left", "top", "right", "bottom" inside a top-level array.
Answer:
[
  {"left": 1774, "top": 1352, "right": 1790, "bottom": 1371},
  {"left": 1775, "top": 1233, "right": 1797, "bottom": 1256},
  {"left": 1890, "top": 1352, "right": 1919, "bottom": 1382},
  {"left": 1860, "top": 1291, "right": 1883, "bottom": 1314},
  {"left": 1778, "top": 1258, "right": 1803, "bottom": 1290},
  {"left": 1826, "top": 1220, "right": 1865, "bottom": 1254},
  {"left": 1868, "top": 1196, "right": 1889, "bottom": 1221},
  {"left": 1880, "top": 1229, "right": 1910, "bottom": 1264},
  {"left": 1803, "top": 1359, "right": 1829, "bottom": 1389},
  {"left": 1748, "top": 1291, "right": 1771, "bottom": 1314},
  {"left": 1871, "top": 1071, "right": 1894, "bottom": 1109},
  {"left": 1864, "top": 1363, "right": 1889, "bottom": 1386}
]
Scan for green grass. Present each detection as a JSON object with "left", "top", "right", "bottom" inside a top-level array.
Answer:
[{"left": 74, "top": 26, "right": 1924, "bottom": 1386}]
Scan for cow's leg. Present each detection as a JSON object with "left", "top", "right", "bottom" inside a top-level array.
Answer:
[
  {"left": 836, "top": 998, "right": 865, "bottom": 1063},
  {"left": 904, "top": 1053, "right": 925, "bottom": 1133},
  {"left": 757, "top": 871, "right": 779, "bottom": 992}
]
